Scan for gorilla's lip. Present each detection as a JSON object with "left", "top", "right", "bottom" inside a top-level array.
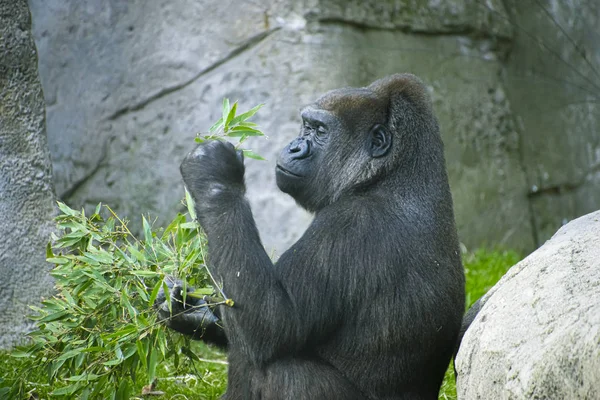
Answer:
[{"left": 276, "top": 164, "right": 303, "bottom": 178}]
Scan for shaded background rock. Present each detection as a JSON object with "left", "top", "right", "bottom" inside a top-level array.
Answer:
[
  {"left": 0, "top": 0, "right": 56, "bottom": 348},
  {"left": 455, "top": 210, "right": 600, "bottom": 399},
  {"left": 27, "top": 0, "right": 600, "bottom": 256}
]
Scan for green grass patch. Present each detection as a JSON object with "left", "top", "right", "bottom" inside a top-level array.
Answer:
[{"left": 0, "top": 341, "right": 227, "bottom": 399}]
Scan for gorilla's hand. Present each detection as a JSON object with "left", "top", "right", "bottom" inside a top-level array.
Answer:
[
  {"left": 154, "top": 276, "right": 197, "bottom": 320},
  {"left": 154, "top": 276, "right": 227, "bottom": 347},
  {"left": 180, "top": 140, "right": 245, "bottom": 203}
]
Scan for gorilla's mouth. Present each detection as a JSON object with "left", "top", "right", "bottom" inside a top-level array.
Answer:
[{"left": 276, "top": 165, "right": 302, "bottom": 178}]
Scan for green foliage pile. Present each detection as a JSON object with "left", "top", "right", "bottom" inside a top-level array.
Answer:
[
  {"left": 0, "top": 100, "right": 265, "bottom": 399},
  {"left": 6, "top": 201, "right": 214, "bottom": 399}
]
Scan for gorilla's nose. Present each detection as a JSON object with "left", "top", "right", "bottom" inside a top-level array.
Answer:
[{"left": 288, "top": 137, "right": 311, "bottom": 160}]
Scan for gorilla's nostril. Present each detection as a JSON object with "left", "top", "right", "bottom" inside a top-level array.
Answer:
[{"left": 287, "top": 138, "right": 311, "bottom": 159}]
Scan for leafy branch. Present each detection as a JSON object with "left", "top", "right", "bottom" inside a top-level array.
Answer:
[
  {"left": 7, "top": 99, "right": 267, "bottom": 399},
  {"left": 195, "top": 99, "right": 266, "bottom": 160}
]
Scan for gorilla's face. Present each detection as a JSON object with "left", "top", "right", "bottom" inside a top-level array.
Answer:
[
  {"left": 276, "top": 87, "right": 393, "bottom": 213},
  {"left": 275, "top": 107, "right": 334, "bottom": 208}
]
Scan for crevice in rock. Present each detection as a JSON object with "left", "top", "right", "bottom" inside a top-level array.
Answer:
[
  {"left": 315, "top": 17, "right": 476, "bottom": 37},
  {"left": 495, "top": 0, "right": 540, "bottom": 250},
  {"left": 107, "top": 27, "right": 280, "bottom": 121},
  {"left": 59, "top": 137, "right": 111, "bottom": 201},
  {"left": 528, "top": 162, "right": 600, "bottom": 198},
  {"left": 516, "top": 140, "right": 540, "bottom": 249}
]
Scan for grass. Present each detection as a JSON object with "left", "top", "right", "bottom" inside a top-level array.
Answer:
[
  {"left": 0, "top": 248, "right": 519, "bottom": 399},
  {"left": 0, "top": 341, "right": 227, "bottom": 399}
]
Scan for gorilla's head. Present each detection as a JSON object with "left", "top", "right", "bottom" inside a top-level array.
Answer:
[{"left": 275, "top": 73, "right": 442, "bottom": 212}]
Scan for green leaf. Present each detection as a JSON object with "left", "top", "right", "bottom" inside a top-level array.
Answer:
[
  {"left": 51, "top": 383, "right": 82, "bottom": 396},
  {"left": 121, "top": 289, "right": 137, "bottom": 320},
  {"left": 11, "top": 350, "right": 31, "bottom": 358},
  {"left": 81, "top": 346, "right": 106, "bottom": 353},
  {"left": 46, "top": 256, "right": 70, "bottom": 265},
  {"left": 66, "top": 373, "right": 100, "bottom": 382},
  {"left": 136, "top": 340, "right": 148, "bottom": 371},
  {"left": 128, "top": 244, "right": 146, "bottom": 262},
  {"left": 156, "top": 329, "right": 167, "bottom": 358},
  {"left": 180, "top": 221, "right": 199, "bottom": 230},
  {"left": 57, "top": 201, "right": 79, "bottom": 217},
  {"left": 224, "top": 101, "right": 238, "bottom": 131},
  {"left": 237, "top": 121, "right": 258, "bottom": 128},
  {"left": 49, "top": 358, "right": 66, "bottom": 379},
  {"left": 226, "top": 128, "right": 264, "bottom": 138},
  {"left": 131, "top": 270, "right": 160, "bottom": 278},
  {"left": 142, "top": 216, "right": 153, "bottom": 244},
  {"left": 242, "top": 149, "right": 266, "bottom": 161},
  {"left": 46, "top": 241, "right": 54, "bottom": 259},
  {"left": 185, "top": 189, "right": 197, "bottom": 221},
  {"left": 229, "top": 103, "right": 264, "bottom": 126},
  {"left": 39, "top": 310, "right": 69, "bottom": 323},
  {"left": 102, "top": 359, "right": 123, "bottom": 366},
  {"left": 84, "top": 250, "right": 113, "bottom": 264},
  {"left": 148, "top": 278, "right": 163, "bottom": 309},
  {"left": 221, "top": 98, "right": 231, "bottom": 132},
  {"left": 161, "top": 213, "right": 186, "bottom": 239},
  {"left": 122, "top": 343, "right": 137, "bottom": 359},
  {"left": 116, "top": 378, "right": 131, "bottom": 400},
  {"left": 148, "top": 347, "right": 158, "bottom": 384},
  {"left": 102, "top": 325, "right": 137, "bottom": 342},
  {"left": 162, "top": 281, "right": 172, "bottom": 314},
  {"left": 208, "top": 117, "right": 223, "bottom": 133},
  {"left": 56, "top": 348, "right": 84, "bottom": 361},
  {"left": 189, "top": 287, "right": 214, "bottom": 297}
]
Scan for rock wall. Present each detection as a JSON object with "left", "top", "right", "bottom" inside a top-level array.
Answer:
[
  {"left": 27, "top": 0, "right": 600, "bottom": 255},
  {"left": 503, "top": 0, "right": 600, "bottom": 243},
  {"left": 0, "top": 0, "right": 56, "bottom": 348},
  {"left": 455, "top": 210, "right": 600, "bottom": 398}
]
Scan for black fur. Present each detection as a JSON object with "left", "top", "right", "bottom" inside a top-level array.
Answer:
[{"left": 168, "top": 74, "right": 465, "bottom": 399}]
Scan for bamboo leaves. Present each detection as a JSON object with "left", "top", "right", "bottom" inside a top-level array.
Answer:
[{"left": 195, "top": 100, "right": 266, "bottom": 160}]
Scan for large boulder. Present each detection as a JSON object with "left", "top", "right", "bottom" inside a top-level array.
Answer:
[
  {"left": 456, "top": 210, "right": 600, "bottom": 399},
  {"left": 0, "top": 0, "right": 56, "bottom": 348}
]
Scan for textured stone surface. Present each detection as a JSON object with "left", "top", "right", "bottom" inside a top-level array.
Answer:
[
  {"left": 0, "top": 0, "right": 56, "bottom": 348},
  {"left": 456, "top": 210, "right": 600, "bottom": 399},
  {"left": 503, "top": 0, "right": 600, "bottom": 244},
  {"left": 29, "top": 0, "right": 542, "bottom": 255},
  {"left": 306, "top": 0, "right": 512, "bottom": 37}
]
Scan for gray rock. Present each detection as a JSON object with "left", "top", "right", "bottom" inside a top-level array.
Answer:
[
  {"left": 29, "top": 0, "right": 540, "bottom": 254},
  {"left": 0, "top": 0, "right": 56, "bottom": 348},
  {"left": 456, "top": 210, "right": 600, "bottom": 399},
  {"left": 503, "top": 0, "right": 600, "bottom": 244}
]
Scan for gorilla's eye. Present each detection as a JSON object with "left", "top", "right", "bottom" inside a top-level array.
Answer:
[{"left": 316, "top": 126, "right": 327, "bottom": 136}]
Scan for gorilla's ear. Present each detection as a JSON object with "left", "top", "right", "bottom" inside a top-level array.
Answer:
[{"left": 369, "top": 124, "right": 392, "bottom": 158}]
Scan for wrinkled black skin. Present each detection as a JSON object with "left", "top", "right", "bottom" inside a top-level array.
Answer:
[{"left": 162, "top": 74, "right": 465, "bottom": 399}]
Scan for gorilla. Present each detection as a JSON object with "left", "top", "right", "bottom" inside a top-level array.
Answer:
[{"left": 157, "top": 74, "right": 465, "bottom": 400}]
